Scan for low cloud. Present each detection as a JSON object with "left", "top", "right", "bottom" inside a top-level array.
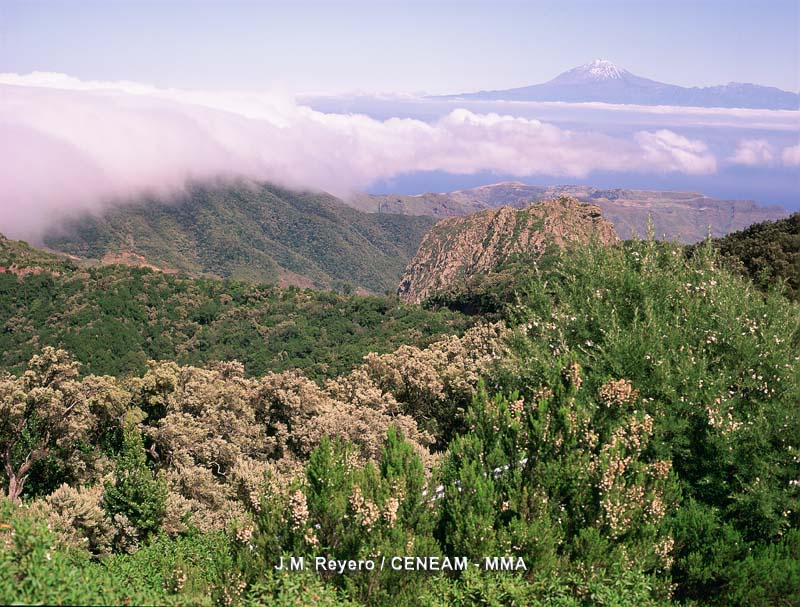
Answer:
[
  {"left": 729, "top": 139, "right": 775, "bottom": 166},
  {"left": 782, "top": 144, "right": 800, "bottom": 167},
  {"left": 1, "top": 72, "right": 718, "bottom": 240},
  {"left": 634, "top": 129, "right": 717, "bottom": 174}
]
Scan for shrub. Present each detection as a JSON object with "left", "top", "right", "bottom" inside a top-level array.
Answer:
[
  {"left": 103, "top": 422, "right": 168, "bottom": 548},
  {"left": 495, "top": 239, "right": 800, "bottom": 603}
]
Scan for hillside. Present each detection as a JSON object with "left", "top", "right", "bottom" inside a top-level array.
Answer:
[
  {"left": 703, "top": 212, "right": 800, "bottom": 301},
  {"left": 350, "top": 182, "right": 788, "bottom": 243},
  {"left": 0, "top": 232, "right": 78, "bottom": 276},
  {"left": 42, "top": 181, "right": 437, "bottom": 294},
  {"left": 3, "top": 224, "right": 798, "bottom": 607},
  {"left": 398, "top": 196, "right": 619, "bottom": 303},
  {"left": 0, "top": 232, "right": 471, "bottom": 379}
]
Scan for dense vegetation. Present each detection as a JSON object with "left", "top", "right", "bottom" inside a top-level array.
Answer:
[
  {"left": 0, "top": 235, "right": 471, "bottom": 379},
  {"left": 43, "top": 181, "right": 437, "bottom": 293},
  {"left": 1, "top": 232, "right": 799, "bottom": 606},
  {"left": 700, "top": 212, "right": 800, "bottom": 301}
]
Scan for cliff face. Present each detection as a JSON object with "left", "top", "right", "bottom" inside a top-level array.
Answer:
[{"left": 398, "top": 197, "right": 619, "bottom": 304}]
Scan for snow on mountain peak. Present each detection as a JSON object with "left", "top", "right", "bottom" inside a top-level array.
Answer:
[
  {"left": 581, "top": 59, "right": 626, "bottom": 80},
  {"left": 548, "top": 59, "right": 631, "bottom": 85}
]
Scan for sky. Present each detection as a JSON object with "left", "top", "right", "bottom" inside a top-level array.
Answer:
[{"left": 1, "top": 0, "right": 798, "bottom": 95}]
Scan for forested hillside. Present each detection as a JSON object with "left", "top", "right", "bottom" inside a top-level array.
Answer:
[
  {"left": 42, "top": 181, "right": 437, "bottom": 293},
  {"left": 704, "top": 211, "right": 800, "bottom": 301},
  {"left": 2, "top": 222, "right": 798, "bottom": 606},
  {"left": 0, "top": 233, "right": 471, "bottom": 379}
]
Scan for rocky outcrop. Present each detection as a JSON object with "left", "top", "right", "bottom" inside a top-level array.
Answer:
[{"left": 397, "top": 197, "right": 618, "bottom": 304}]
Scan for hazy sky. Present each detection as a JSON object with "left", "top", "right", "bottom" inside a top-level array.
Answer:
[{"left": 1, "top": 0, "right": 798, "bottom": 95}]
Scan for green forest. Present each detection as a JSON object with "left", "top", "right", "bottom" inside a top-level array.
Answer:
[
  {"left": 1, "top": 220, "right": 799, "bottom": 605},
  {"left": 0, "top": 234, "right": 472, "bottom": 380},
  {"left": 42, "top": 182, "right": 437, "bottom": 293},
  {"left": 705, "top": 212, "right": 800, "bottom": 301}
]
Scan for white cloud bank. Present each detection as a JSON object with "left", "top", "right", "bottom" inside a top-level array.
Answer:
[
  {"left": 728, "top": 139, "right": 800, "bottom": 167},
  {"left": 729, "top": 139, "right": 775, "bottom": 166},
  {"left": 782, "top": 144, "right": 800, "bottom": 167},
  {"left": 1, "top": 72, "right": 719, "bottom": 239}
]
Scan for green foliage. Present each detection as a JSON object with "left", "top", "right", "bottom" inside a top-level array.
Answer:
[
  {"left": 721, "top": 528, "right": 800, "bottom": 607},
  {"left": 103, "top": 423, "right": 167, "bottom": 543},
  {"left": 0, "top": 499, "right": 228, "bottom": 605},
  {"left": 0, "top": 347, "right": 98, "bottom": 502},
  {"left": 419, "top": 566, "right": 673, "bottom": 607},
  {"left": 493, "top": 238, "right": 800, "bottom": 605},
  {"left": 242, "top": 570, "right": 359, "bottom": 606},
  {"left": 0, "top": 249, "right": 471, "bottom": 379},
  {"left": 436, "top": 383, "right": 677, "bottom": 603},
  {"left": 42, "top": 181, "right": 437, "bottom": 293},
  {"left": 424, "top": 258, "right": 542, "bottom": 319},
  {"left": 699, "top": 211, "right": 800, "bottom": 301},
  {"left": 0, "top": 233, "right": 77, "bottom": 273},
  {"left": 670, "top": 501, "right": 800, "bottom": 606},
  {"left": 2, "top": 229, "right": 799, "bottom": 606},
  {"left": 239, "top": 431, "right": 440, "bottom": 606}
]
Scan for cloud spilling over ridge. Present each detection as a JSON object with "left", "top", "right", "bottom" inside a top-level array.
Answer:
[{"left": 1, "top": 72, "right": 720, "bottom": 240}]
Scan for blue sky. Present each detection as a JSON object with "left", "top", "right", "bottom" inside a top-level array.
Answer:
[{"left": 1, "top": 0, "right": 798, "bottom": 94}]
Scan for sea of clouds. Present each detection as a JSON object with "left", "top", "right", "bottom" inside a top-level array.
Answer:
[{"left": 1, "top": 72, "right": 798, "bottom": 240}]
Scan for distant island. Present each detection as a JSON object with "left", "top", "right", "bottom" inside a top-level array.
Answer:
[{"left": 437, "top": 59, "right": 800, "bottom": 109}]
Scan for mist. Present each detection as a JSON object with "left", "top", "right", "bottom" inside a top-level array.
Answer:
[{"left": 0, "top": 73, "right": 732, "bottom": 240}]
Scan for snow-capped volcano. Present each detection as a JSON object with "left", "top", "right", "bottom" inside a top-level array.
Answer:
[
  {"left": 440, "top": 60, "right": 799, "bottom": 109},
  {"left": 552, "top": 59, "right": 630, "bottom": 83}
]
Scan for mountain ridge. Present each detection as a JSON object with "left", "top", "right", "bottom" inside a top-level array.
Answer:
[
  {"left": 42, "top": 181, "right": 437, "bottom": 294},
  {"left": 349, "top": 182, "right": 789, "bottom": 243},
  {"left": 438, "top": 59, "right": 799, "bottom": 109}
]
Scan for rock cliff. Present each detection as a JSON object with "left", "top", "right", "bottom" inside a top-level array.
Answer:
[{"left": 398, "top": 197, "right": 619, "bottom": 303}]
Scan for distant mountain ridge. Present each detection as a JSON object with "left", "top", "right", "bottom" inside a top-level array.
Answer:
[
  {"left": 349, "top": 182, "right": 789, "bottom": 243},
  {"left": 39, "top": 179, "right": 791, "bottom": 297},
  {"left": 439, "top": 59, "right": 799, "bottom": 109},
  {"left": 43, "top": 181, "right": 436, "bottom": 294}
]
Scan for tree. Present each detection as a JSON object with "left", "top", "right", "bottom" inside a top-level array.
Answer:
[
  {"left": 0, "top": 348, "right": 94, "bottom": 503},
  {"left": 103, "top": 421, "right": 167, "bottom": 543}
]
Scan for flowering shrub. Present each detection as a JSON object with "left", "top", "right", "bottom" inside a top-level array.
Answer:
[
  {"left": 1, "top": 236, "right": 798, "bottom": 606},
  {"left": 497, "top": 238, "right": 800, "bottom": 603}
]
